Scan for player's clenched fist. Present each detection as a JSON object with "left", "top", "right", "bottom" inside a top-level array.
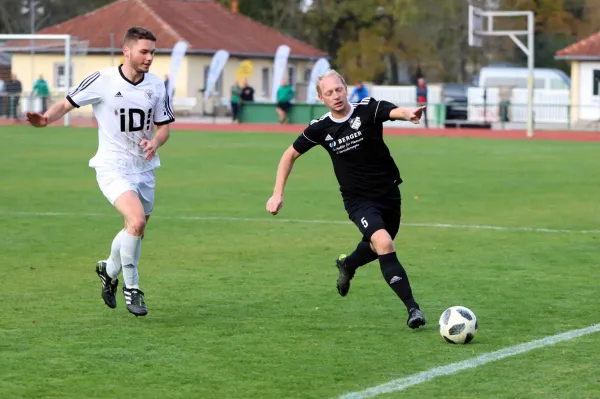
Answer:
[{"left": 266, "top": 195, "right": 283, "bottom": 215}]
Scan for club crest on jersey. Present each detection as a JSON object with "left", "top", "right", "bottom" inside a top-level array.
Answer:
[
  {"left": 349, "top": 117, "right": 361, "bottom": 130},
  {"left": 145, "top": 89, "right": 153, "bottom": 100}
]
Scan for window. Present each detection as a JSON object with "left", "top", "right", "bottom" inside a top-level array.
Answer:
[
  {"left": 54, "top": 63, "right": 73, "bottom": 89},
  {"left": 261, "top": 67, "right": 270, "bottom": 97},
  {"left": 593, "top": 70, "right": 600, "bottom": 96},
  {"left": 304, "top": 68, "right": 312, "bottom": 83},
  {"left": 203, "top": 65, "right": 223, "bottom": 96},
  {"left": 287, "top": 65, "right": 296, "bottom": 86}
]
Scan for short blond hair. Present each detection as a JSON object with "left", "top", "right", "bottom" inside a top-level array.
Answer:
[{"left": 316, "top": 69, "right": 347, "bottom": 96}]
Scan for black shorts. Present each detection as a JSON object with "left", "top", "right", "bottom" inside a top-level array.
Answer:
[
  {"left": 277, "top": 101, "right": 292, "bottom": 111},
  {"left": 344, "top": 186, "right": 401, "bottom": 241}
]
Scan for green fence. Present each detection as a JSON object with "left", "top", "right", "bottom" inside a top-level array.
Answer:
[
  {"left": 238, "top": 102, "right": 328, "bottom": 124},
  {"left": 238, "top": 101, "right": 447, "bottom": 126}
]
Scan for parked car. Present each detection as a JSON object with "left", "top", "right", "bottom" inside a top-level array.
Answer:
[{"left": 443, "top": 83, "right": 471, "bottom": 121}]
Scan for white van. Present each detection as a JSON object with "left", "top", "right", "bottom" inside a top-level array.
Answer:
[{"left": 475, "top": 66, "right": 571, "bottom": 90}]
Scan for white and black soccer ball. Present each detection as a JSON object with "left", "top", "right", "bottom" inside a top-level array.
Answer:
[{"left": 439, "top": 306, "right": 478, "bottom": 344}]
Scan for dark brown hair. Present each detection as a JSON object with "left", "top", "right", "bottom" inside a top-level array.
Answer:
[{"left": 123, "top": 27, "right": 157, "bottom": 45}]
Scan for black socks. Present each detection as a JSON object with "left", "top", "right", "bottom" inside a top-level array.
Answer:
[{"left": 378, "top": 252, "right": 418, "bottom": 311}]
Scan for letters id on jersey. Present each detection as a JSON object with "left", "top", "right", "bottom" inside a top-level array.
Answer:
[{"left": 66, "top": 65, "right": 175, "bottom": 173}]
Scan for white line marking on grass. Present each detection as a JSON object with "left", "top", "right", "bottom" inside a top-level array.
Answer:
[
  {"left": 404, "top": 222, "right": 600, "bottom": 234},
  {"left": 338, "top": 322, "right": 600, "bottom": 399},
  {"left": 0, "top": 211, "right": 599, "bottom": 234}
]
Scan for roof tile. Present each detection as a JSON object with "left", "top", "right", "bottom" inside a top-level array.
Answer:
[
  {"left": 3, "top": 0, "right": 326, "bottom": 59},
  {"left": 555, "top": 31, "right": 600, "bottom": 59}
]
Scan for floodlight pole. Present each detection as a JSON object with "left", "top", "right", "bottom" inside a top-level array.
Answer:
[{"left": 0, "top": 34, "right": 72, "bottom": 126}]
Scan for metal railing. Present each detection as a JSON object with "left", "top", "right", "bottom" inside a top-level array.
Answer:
[{"left": 2, "top": 93, "right": 599, "bottom": 132}]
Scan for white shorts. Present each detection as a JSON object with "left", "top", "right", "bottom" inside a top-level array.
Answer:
[{"left": 96, "top": 169, "right": 156, "bottom": 215}]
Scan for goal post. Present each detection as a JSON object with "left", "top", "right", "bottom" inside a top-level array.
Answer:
[
  {"left": 0, "top": 34, "right": 73, "bottom": 126},
  {"left": 468, "top": 5, "right": 535, "bottom": 137}
]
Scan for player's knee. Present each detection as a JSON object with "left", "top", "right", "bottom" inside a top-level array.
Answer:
[
  {"left": 370, "top": 229, "right": 395, "bottom": 254},
  {"left": 127, "top": 216, "right": 147, "bottom": 236}
]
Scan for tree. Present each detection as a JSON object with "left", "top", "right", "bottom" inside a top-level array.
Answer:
[
  {"left": 574, "top": 0, "right": 600, "bottom": 40},
  {"left": 504, "top": 0, "right": 578, "bottom": 73},
  {"left": 337, "top": 27, "right": 388, "bottom": 82},
  {"left": 215, "top": 0, "right": 306, "bottom": 34},
  {"left": 0, "top": 0, "right": 115, "bottom": 34}
]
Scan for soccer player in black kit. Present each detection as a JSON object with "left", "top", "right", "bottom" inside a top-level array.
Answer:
[{"left": 266, "top": 69, "right": 427, "bottom": 329}]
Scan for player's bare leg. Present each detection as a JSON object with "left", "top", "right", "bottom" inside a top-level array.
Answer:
[
  {"left": 371, "top": 229, "right": 425, "bottom": 329},
  {"left": 112, "top": 190, "right": 148, "bottom": 316}
]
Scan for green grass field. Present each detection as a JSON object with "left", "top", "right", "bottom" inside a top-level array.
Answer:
[{"left": 1, "top": 125, "right": 599, "bottom": 399}]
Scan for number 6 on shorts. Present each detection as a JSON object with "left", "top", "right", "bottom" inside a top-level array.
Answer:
[{"left": 361, "top": 217, "right": 368, "bottom": 228}]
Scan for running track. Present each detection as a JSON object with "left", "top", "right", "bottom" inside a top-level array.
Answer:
[{"left": 3, "top": 118, "right": 600, "bottom": 142}]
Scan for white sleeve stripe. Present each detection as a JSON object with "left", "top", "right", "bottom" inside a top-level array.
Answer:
[
  {"left": 165, "top": 92, "right": 175, "bottom": 120},
  {"left": 156, "top": 91, "right": 175, "bottom": 122},
  {"left": 168, "top": 94, "right": 175, "bottom": 119},
  {"left": 68, "top": 72, "right": 100, "bottom": 97},
  {"left": 69, "top": 72, "right": 99, "bottom": 95},
  {"left": 374, "top": 100, "right": 380, "bottom": 119},
  {"left": 68, "top": 74, "right": 100, "bottom": 98},
  {"left": 302, "top": 132, "right": 318, "bottom": 143}
]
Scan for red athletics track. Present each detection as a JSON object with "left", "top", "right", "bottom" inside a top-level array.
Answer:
[{"left": 3, "top": 118, "right": 600, "bottom": 142}]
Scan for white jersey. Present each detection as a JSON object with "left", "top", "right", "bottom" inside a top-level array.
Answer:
[{"left": 66, "top": 65, "right": 175, "bottom": 174}]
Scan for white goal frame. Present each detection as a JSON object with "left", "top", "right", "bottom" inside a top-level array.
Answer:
[
  {"left": 469, "top": 6, "right": 535, "bottom": 137},
  {"left": 0, "top": 34, "right": 72, "bottom": 126}
]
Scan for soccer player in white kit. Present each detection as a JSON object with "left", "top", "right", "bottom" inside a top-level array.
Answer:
[{"left": 26, "top": 27, "right": 175, "bottom": 317}]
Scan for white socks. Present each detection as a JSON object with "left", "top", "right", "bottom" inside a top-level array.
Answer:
[
  {"left": 120, "top": 230, "right": 142, "bottom": 289},
  {"left": 106, "top": 229, "right": 126, "bottom": 279},
  {"left": 106, "top": 228, "right": 144, "bottom": 289}
]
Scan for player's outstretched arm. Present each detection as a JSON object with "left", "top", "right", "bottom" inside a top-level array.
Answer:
[
  {"left": 26, "top": 98, "right": 75, "bottom": 127},
  {"left": 389, "top": 105, "right": 426, "bottom": 124},
  {"left": 266, "top": 145, "right": 301, "bottom": 215},
  {"left": 140, "top": 124, "right": 170, "bottom": 161}
]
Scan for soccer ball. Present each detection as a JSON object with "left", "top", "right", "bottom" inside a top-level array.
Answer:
[{"left": 439, "top": 306, "right": 478, "bottom": 344}]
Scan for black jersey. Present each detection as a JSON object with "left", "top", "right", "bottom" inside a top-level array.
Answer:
[{"left": 292, "top": 97, "right": 402, "bottom": 199}]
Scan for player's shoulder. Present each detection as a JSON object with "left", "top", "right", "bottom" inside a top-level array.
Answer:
[
  {"left": 143, "top": 72, "right": 164, "bottom": 86},
  {"left": 308, "top": 112, "right": 332, "bottom": 127},
  {"left": 144, "top": 72, "right": 163, "bottom": 85},
  {"left": 304, "top": 112, "right": 331, "bottom": 139},
  {"left": 84, "top": 66, "right": 119, "bottom": 86},
  {"left": 351, "top": 96, "right": 377, "bottom": 109},
  {"left": 351, "top": 97, "right": 394, "bottom": 116},
  {"left": 78, "top": 67, "right": 112, "bottom": 81},
  {"left": 142, "top": 72, "right": 167, "bottom": 93},
  {"left": 96, "top": 66, "right": 120, "bottom": 77},
  {"left": 305, "top": 112, "right": 332, "bottom": 134}
]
